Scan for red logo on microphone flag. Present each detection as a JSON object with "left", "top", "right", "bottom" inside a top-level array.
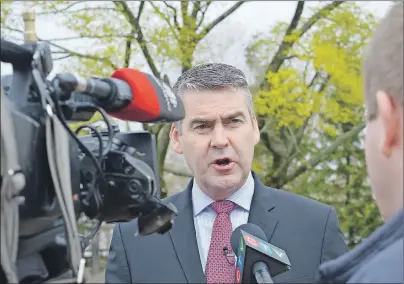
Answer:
[
  {"left": 245, "top": 235, "right": 259, "bottom": 247},
  {"left": 236, "top": 268, "right": 241, "bottom": 283}
]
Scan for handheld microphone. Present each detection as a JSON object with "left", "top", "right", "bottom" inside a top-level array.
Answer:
[
  {"left": 230, "top": 223, "right": 291, "bottom": 284},
  {"left": 54, "top": 68, "right": 185, "bottom": 123}
]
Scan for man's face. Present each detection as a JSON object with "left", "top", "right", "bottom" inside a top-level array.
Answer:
[
  {"left": 364, "top": 91, "right": 403, "bottom": 220},
  {"left": 170, "top": 89, "right": 260, "bottom": 199}
]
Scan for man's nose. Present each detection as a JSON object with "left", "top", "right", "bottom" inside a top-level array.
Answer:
[{"left": 211, "top": 124, "right": 229, "bottom": 148}]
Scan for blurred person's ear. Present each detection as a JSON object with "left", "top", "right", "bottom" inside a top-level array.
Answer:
[{"left": 377, "top": 90, "right": 403, "bottom": 158}]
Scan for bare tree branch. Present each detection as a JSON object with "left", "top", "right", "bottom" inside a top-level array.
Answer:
[
  {"left": 1, "top": 26, "right": 23, "bottom": 34},
  {"left": 49, "top": 41, "right": 118, "bottom": 68},
  {"left": 282, "top": 121, "right": 365, "bottom": 187},
  {"left": 164, "top": 165, "right": 193, "bottom": 177},
  {"left": 124, "top": 30, "right": 134, "bottom": 67},
  {"left": 7, "top": 6, "right": 119, "bottom": 17},
  {"left": 136, "top": 1, "right": 145, "bottom": 22},
  {"left": 115, "top": 1, "right": 162, "bottom": 81},
  {"left": 295, "top": 73, "right": 331, "bottom": 146},
  {"left": 157, "top": 124, "right": 172, "bottom": 190},
  {"left": 42, "top": 34, "right": 135, "bottom": 41},
  {"left": 196, "top": 1, "right": 212, "bottom": 28},
  {"left": 1, "top": 26, "right": 117, "bottom": 68},
  {"left": 259, "top": 1, "right": 344, "bottom": 90},
  {"left": 191, "top": 1, "right": 202, "bottom": 19},
  {"left": 163, "top": 1, "right": 180, "bottom": 31},
  {"left": 148, "top": 1, "right": 180, "bottom": 41},
  {"left": 53, "top": 55, "right": 72, "bottom": 61},
  {"left": 258, "top": 1, "right": 304, "bottom": 90},
  {"left": 123, "top": 1, "right": 144, "bottom": 68},
  {"left": 181, "top": 1, "right": 189, "bottom": 27},
  {"left": 35, "top": 1, "right": 87, "bottom": 15},
  {"left": 302, "top": 59, "right": 313, "bottom": 83},
  {"left": 308, "top": 71, "right": 320, "bottom": 88},
  {"left": 285, "top": 1, "right": 305, "bottom": 37},
  {"left": 300, "top": 1, "right": 344, "bottom": 38},
  {"left": 200, "top": 1, "right": 245, "bottom": 37},
  {"left": 12, "top": 7, "right": 121, "bottom": 17},
  {"left": 263, "top": 71, "right": 332, "bottom": 183}
]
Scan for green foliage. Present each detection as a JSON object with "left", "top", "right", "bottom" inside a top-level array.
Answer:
[
  {"left": 1, "top": 1, "right": 385, "bottom": 247},
  {"left": 288, "top": 129, "right": 382, "bottom": 248},
  {"left": 250, "top": 2, "right": 376, "bottom": 132},
  {"left": 247, "top": 2, "right": 382, "bottom": 246},
  {"left": 255, "top": 68, "right": 315, "bottom": 129},
  {"left": 1, "top": 1, "right": 246, "bottom": 195},
  {"left": 0, "top": 1, "right": 12, "bottom": 26}
]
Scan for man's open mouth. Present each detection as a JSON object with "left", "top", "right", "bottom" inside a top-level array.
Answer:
[{"left": 214, "top": 158, "right": 232, "bottom": 166}]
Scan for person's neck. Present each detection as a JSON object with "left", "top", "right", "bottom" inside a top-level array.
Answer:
[
  {"left": 382, "top": 151, "right": 403, "bottom": 222},
  {"left": 201, "top": 186, "right": 239, "bottom": 201},
  {"left": 382, "top": 188, "right": 403, "bottom": 222},
  {"left": 196, "top": 175, "right": 249, "bottom": 201}
]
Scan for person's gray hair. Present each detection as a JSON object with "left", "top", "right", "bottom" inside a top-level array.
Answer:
[
  {"left": 363, "top": 2, "right": 403, "bottom": 121},
  {"left": 172, "top": 63, "right": 254, "bottom": 133}
]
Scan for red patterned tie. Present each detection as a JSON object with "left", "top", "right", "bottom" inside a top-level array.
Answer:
[{"left": 205, "top": 200, "right": 236, "bottom": 283}]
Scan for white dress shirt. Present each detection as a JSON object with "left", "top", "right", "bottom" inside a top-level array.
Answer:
[{"left": 192, "top": 172, "right": 255, "bottom": 272}]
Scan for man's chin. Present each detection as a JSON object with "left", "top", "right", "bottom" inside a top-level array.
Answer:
[{"left": 209, "top": 174, "right": 242, "bottom": 192}]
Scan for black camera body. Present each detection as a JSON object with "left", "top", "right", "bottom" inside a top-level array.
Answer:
[{"left": 0, "top": 37, "right": 177, "bottom": 284}]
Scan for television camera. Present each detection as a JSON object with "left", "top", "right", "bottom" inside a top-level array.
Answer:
[{"left": 0, "top": 8, "right": 182, "bottom": 284}]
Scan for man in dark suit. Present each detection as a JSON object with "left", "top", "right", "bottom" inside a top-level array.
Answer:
[{"left": 105, "top": 63, "right": 348, "bottom": 283}]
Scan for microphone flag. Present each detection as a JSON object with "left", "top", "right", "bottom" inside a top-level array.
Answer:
[{"left": 235, "top": 230, "right": 291, "bottom": 283}]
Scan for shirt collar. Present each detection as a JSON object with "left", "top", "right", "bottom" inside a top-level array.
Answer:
[{"left": 192, "top": 172, "right": 255, "bottom": 217}]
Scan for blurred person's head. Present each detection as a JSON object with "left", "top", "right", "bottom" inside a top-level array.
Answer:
[
  {"left": 363, "top": 2, "right": 403, "bottom": 221},
  {"left": 169, "top": 63, "right": 260, "bottom": 201}
]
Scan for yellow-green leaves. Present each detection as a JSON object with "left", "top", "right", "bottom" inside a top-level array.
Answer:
[
  {"left": 251, "top": 2, "right": 376, "bottom": 131},
  {"left": 0, "top": 1, "right": 12, "bottom": 26},
  {"left": 256, "top": 68, "right": 315, "bottom": 129}
]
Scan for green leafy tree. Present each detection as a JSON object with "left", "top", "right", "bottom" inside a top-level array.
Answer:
[
  {"left": 1, "top": 1, "right": 385, "bottom": 245},
  {"left": 246, "top": 1, "right": 383, "bottom": 246},
  {"left": 1, "top": 0, "right": 246, "bottom": 195}
]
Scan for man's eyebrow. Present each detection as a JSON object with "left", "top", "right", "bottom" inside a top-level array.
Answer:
[
  {"left": 222, "top": 111, "right": 246, "bottom": 120},
  {"left": 188, "top": 111, "right": 246, "bottom": 127},
  {"left": 189, "top": 118, "right": 214, "bottom": 127}
]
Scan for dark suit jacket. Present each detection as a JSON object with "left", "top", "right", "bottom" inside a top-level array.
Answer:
[{"left": 105, "top": 172, "right": 348, "bottom": 283}]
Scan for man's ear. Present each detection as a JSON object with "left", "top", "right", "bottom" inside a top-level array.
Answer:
[
  {"left": 169, "top": 123, "right": 183, "bottom": 154},
  {"left": 377, "top": 91, "right": 402, "bottom": 157},
  {"left": 252, "top": 116, "right": 260, "bottom": 145}
]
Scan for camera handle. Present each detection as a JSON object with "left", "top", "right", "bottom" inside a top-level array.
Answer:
[{"left": 1, "top": 82, "right": 26, "bottom": 284}]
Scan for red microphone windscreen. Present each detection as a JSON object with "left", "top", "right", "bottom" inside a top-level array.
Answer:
[{"left": 110, "top": 68, "right": 161, "bottom": 122}]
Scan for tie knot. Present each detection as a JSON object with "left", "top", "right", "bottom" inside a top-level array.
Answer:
[{"left": 211, "top": 200, "right": 235, "bottom": 214}]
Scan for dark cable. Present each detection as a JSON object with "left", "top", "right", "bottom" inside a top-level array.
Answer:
[
  {"left": 72, "top": 104, "right": 114, "bottom": 207},
  {"left": 50, "top": 94, "right": 104, "bottom": 212},
  {"left": 80, "top": 218, "right": 103, "bottom": 252},
  {"left": 104, "top": 173, "right": 140, "bottom": 179},
  {"left": 75, "top": 125, "right": 103, "bottom": 161},
  {"left": 75, "top": 103, "right": 114, "bottom": 158}
]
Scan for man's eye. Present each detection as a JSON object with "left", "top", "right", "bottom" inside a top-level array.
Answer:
[
  {"left": 230, "top": 119, "right": 243, "bottom": 124},
  {"left": 195, "top": 124, "right": 209, "bottom": 130}
]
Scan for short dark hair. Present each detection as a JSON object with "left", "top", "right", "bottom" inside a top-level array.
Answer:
[
  {"left": 172, "top": 63, "right": 254, "bottom": 132},
  {"left": 363, "top": 2, "right": 403, "bottom": 120}
]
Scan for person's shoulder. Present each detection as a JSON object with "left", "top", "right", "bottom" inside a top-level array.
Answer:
[
  {"left": 266, "top": 184, "right": 332, "bottom": 213},
  {"left": 162, "top": 190, "right": 183, "bottom": 204},
  {"left": 117, "top": 190, "right": 185, "bottom": 234},
  {"left": 349, "top": 238, "right": 403, "bottom": 283}
]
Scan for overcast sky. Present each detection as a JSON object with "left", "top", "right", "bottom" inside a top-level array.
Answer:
[
  {"left": 1, "top": 1, "right": 393, "bottom": 77},
  {"left": 0, "top": 1, "right": 394, "bottom": 170},
  {"left": 0, "top": 1, "right": 394, "bottom": 131}
]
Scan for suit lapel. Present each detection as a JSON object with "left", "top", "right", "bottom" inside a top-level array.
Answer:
[
  {"left": 169, "top": 179, "right": 206, "bottom": 283},
  {"left": 248, "top": 172, "right": 279, "bottom": 242},
  {"left": 168, "top": 173, "right": 278, "bottom": 283}
]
